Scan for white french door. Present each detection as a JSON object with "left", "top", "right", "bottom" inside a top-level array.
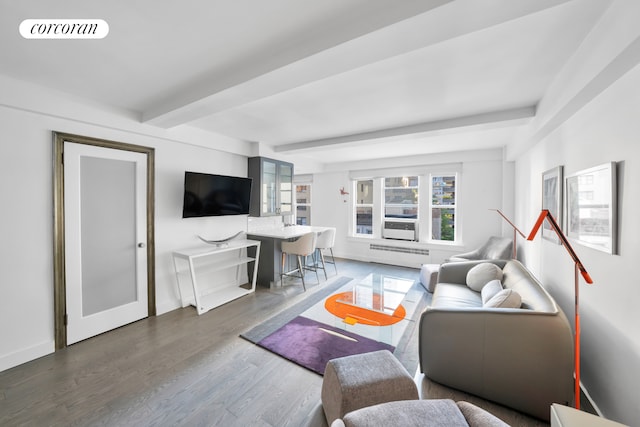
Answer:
[{"left": 64, "top": 141, "right": 149, "bottom": 344}]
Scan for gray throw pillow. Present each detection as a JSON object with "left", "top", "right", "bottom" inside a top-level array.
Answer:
[
  {"left": 466, "top": 263, "right": 504, "bottom": 292},
  {"left": 481, "top": 279, "right": 503, "bottom": 304},
  {"left": 484, "top": 289, "right": 522, "bottom": 308}
]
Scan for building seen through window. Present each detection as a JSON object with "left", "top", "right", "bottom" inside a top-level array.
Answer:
[
  {"left": 384, "top": 176, "right": 418, "bottom": 219},
  {"left": 355, "top": 179, "right": 373, "bottom": 234},
  {"left": 431, "top": 175, "right": 456, "bottom": 241},
  {"left": 296, "top": 184, "right": 311, "bottom": 225}
]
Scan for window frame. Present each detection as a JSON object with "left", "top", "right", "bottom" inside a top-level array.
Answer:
[
  {"left": 353, "top": 179, "right": 375, "bottom": 236},
  {"left": 348, "top": 169, "right": 460, "bottom": 245},
  {"left": 428, "top": 173, "right": 458, "bottom": 244}
]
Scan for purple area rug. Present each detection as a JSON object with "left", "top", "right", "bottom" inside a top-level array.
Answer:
[{"left": 257, "top": 315, "right": 395, "bottom": 375}]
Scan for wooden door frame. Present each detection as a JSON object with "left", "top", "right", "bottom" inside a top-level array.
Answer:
[{"left": 53, "top": 132, "right": 156, "bottom": 349}]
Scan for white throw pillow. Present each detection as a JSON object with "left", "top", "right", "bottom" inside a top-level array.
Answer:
[
  {"left": 466, "top": 263, "right": 504, "bottom": 292},
  {"left": 481, "top": 279, "right": 503, "bottom": 304},
  {"left": 484, "top": 289, "right": 522, "bottom": 308}
]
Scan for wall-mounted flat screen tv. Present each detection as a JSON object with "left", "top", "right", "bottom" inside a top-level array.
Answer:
[{"left": 182, "top": 171, "right": 252, "bottom": 218}]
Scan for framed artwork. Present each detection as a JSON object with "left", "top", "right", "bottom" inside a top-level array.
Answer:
[
  {"left": 565, "top": 162, "right": 617, "bottom": 254},
  {"left": 542, "top": 166, "right": 563, "bottom": 243}
]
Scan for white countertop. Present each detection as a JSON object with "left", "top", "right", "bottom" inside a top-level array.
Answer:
[
  {"left": 173, "top": 238, "right": 260, "bottom": 258},
  {"left": 247, "top": 225, "right": 331, "bottom": 239}
]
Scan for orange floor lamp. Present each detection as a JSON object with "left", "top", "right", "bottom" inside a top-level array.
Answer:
[{"left": 527, "top": 209, "right": 593, "bottom": 410}]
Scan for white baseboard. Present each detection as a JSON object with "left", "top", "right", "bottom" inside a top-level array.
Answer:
[
  {"left": 155, "top": 300, "right": 182, "bottom": 316},
  {"left": 0, "top": 340, "right": 54, "bottom": 373}
]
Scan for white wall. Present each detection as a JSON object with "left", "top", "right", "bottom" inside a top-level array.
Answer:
[
  {"left": 512, "top": 2, "right": 640, "bottom": 423},
  {"left": 310, "top": 149, "right": 509, "bottom": 267},
  {"left": 0, "top": 79, "right": 254, "bottom": 371},
  {"left": 0, "top": 76, "right": 513, "bottom": 371}
]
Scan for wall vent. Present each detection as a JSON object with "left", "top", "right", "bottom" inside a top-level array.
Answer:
[{"left": 370, "top": 244, "right": 429, "bottom": 256}]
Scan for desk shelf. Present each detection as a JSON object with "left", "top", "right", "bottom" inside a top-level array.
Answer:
[{"left": 172, "top": 239, "right": 261, "bottom": 315}]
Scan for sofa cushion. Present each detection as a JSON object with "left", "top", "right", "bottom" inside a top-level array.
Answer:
[
  {"left": 431, "top": 283, "right": 482, "bottom": 309},
  {"left": 481, "top": 279, "right": 503, "bottom": 304},
  {"left": 466, "top": 263, "right": 504, "bottom": 292},
  {"left": 501, "top": 261, "right": 557, "bottom": 312},
  {"left": 484, "top": 288, "right": 522, "bottom": 308}
]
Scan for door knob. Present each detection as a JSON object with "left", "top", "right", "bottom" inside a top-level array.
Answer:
[{"left": 138, "top": 243, "right": 146, "bottom": 248}]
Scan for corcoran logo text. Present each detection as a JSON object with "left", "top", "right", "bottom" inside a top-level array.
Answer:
[{"left": 20, "top": 19, "right": 109, "bottom": 39}]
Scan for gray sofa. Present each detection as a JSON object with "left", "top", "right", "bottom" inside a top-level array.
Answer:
[{"left": 419, "top": 259, "right": 574, "bottom": 421}]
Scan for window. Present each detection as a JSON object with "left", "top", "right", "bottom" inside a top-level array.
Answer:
[
  {"left": 384, "top": 176, "right": 418, "bottom": 219},
  {"left": 295, "top": 184, "right": 311, "bottom": 225},
  {"left": 431, "top": 174, "right": 456, "bottom": 241},
  {"left": 350, "top": 171, "right": 459, "bottom": 243},
  {"left": 355, "top": 179, "right": 373, "bottom": 235}
]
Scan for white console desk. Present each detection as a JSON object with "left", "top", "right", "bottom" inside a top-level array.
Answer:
[{"left": 172, "top": 239, "right": 260, "bottom": 315}]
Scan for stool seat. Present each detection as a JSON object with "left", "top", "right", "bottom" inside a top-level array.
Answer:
[
  {"left": 321, "top": 350, "right": 418, "bottom": 424},
  {"left": 281, "top": 231, "right": 318, "bottom": 290},
  {"left": 315, "top": 227, "right": 337, "bottom": 279}
]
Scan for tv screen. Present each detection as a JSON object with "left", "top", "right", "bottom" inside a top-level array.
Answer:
[{"left": 182, "top": 171, "right": 252, "bottom": 218}]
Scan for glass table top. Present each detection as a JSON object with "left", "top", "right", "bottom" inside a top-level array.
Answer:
[{"left": 336, "top": 273, "right": 415, "bottom": 315}]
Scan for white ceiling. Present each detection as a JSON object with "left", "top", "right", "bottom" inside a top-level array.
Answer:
[{"left": 0, "top": 0, "right": 610, "bottom": 166}]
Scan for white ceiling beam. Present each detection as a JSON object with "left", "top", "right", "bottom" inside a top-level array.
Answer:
[
  {"left": 506, "top": 3, "right": 640, "bottom": 160},
  {"left": 273, "top": 106, "right": 536, "bottom": 153},
  {"left": 142, "top": 0, "right": 570, "bottom": 129},
  {"left": 142, "top": 0, "right": 452, "bottom": 128}
]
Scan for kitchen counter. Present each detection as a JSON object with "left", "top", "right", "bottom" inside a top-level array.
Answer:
[{"left": 247, "top": 225, "right": 334, "bottom": 287}]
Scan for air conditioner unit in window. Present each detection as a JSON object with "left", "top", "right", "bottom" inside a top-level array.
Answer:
[{"left": 382, "top": 221, "right": 417, "bottom": 241}]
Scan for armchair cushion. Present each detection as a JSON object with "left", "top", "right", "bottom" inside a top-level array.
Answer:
[
  {"left": 333, "top": 399, "right": 510, "bottom": 427},
  {"left": 456, "top": 401, "right": 510, "bottom": 427}
]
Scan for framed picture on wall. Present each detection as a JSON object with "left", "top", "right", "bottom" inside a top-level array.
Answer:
[
  {"left": 542, "top": 166, "right": 563, "bottom": 243},
  {"left": 565, "top": 162, "right": 617, "bottom": 254}
]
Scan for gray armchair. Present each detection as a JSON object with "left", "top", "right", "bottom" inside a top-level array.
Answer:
[{"left": 448, "top": 236, "right": 512, "bottom": 262}]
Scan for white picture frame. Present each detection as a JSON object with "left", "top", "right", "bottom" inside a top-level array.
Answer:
[
  {"left": 542, "top": 166, "right": 563, "bottom": 244},
  {"left": 565, "top": 162, "right": 617, "bottom": 254}
]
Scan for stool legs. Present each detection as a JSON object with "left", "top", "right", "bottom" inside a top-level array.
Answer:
[
  {"left": 281, "top": 253, "right": 319, "bottom": 291},
  {"left": 296, "top": 255, "right": 306, "bottom": 291}
]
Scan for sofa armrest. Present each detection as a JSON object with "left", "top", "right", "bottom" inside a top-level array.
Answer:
[
  {"left": 419, "top": 308, "right": 573, "bottom": 421},
  {"left": 447, "top": 247, "right": 483, "bottom": 261}
]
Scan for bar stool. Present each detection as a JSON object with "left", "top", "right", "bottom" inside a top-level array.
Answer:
[
  {"left": 281, "top": 232, "right": 318, "bottom": 291},
  {"left": 315, "top": 227, "right": 337, "bottom": 279}
]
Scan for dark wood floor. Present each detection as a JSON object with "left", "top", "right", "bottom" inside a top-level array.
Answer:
[{"left": 0, "top": 259, "right": 550, "bottom": 426}]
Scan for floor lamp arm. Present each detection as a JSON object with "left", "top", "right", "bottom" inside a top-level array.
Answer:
[
  {"left": 527, "top": 210, "right": 593, "bottom": 284},
  {"left": 490, "top": 209, "right": 526, "bottom": 258}
]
